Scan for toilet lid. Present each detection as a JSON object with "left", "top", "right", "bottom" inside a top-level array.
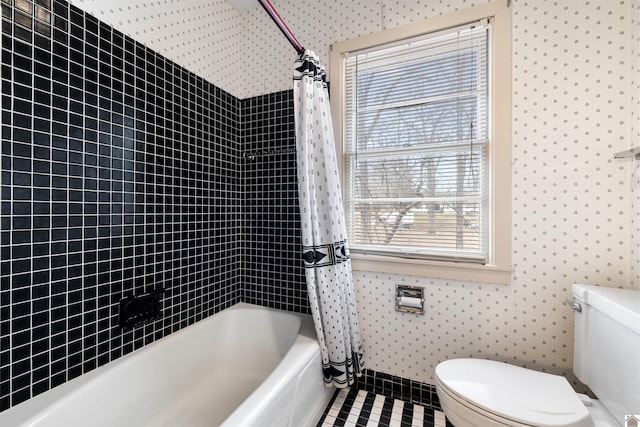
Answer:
[{"left": 435, "top": 359, "right": 592, "bottom": 427}]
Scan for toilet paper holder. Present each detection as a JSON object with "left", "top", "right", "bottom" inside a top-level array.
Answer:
[{"left": 395, "top": 284, "right": 424, "bottom": 314}]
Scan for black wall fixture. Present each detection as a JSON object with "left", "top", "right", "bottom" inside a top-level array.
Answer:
[{"left": 118, "top": 289, "right": 165, "bottom": 328}]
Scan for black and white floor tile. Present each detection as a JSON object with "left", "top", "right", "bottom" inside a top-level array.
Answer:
[{"left": 318, "top": 388, "right": 448, "bottom": 427}]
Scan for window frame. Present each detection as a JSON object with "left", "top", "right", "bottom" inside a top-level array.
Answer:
[{"left": 330, "top": 1, "right": 512, "bottom": 284}]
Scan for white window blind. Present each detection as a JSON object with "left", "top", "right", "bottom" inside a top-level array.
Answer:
[{"left": 344, "top": 20, "right": 490, "bottom": 263}]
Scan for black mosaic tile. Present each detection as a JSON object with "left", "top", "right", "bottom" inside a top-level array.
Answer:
[
  {"left": 240, "top": 90, "right": 308, "bottom": 314},
  {"left": 1, "top": 0, "right": 323, "bottom": 415},
  {"left": 353, "top": 369, "right": 441, "bottom": 411},
  {"left": 1, "top": 0, "right": 243, "bottom": 412},
  {"left": 317, "top": 388, "right": 451, "bottom": 427}
]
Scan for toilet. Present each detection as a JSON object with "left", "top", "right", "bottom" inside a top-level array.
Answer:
[{"left": 435, "top": 283, "right": 640, "bottom": 427}]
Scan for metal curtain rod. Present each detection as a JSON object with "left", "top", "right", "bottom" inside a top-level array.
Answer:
[{"left": 257, "top": 0, "right": 305, "bottom": 55}]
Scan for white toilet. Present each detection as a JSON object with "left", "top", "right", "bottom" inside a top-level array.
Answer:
[{"left": 435, "top": 283, "right": 640, "bottom": 427}]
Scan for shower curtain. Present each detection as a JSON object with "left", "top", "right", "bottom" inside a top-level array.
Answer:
[{"left": 293, "top": 50, "right": 364, "bottom": 387}]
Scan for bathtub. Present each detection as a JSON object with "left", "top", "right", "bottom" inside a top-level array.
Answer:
[{"left": 0, "top": 303, "right": 335, "bottom": 427}]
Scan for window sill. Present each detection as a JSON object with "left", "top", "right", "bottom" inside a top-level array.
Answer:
[{"left": 350, "top": 253, "right": 513, "bottom": 285}]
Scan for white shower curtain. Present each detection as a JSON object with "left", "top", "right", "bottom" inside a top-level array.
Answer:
[{"left": 293, "top": 50, "right": 364, "bottom": 387}]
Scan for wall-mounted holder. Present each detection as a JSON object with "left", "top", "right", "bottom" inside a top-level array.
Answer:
[
  {"left": 118, "top": 289, "right": 165, "bottom": 328},
  {"left": 395, "top": 285, "right": 424, "bottom": 314},
  {"left": 613, "top": 146, "right": 640, "bottom": 160}
]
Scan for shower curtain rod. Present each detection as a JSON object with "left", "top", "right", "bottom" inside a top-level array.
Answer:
[{"left": 258, "top": 0, "right": 305, "bottom": 55}]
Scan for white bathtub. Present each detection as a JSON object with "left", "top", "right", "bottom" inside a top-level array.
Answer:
[{"left": 0, "top": 303, "right": 335, "bottom": 427}]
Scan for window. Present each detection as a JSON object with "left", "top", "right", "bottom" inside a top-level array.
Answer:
[
  {"left": 345, "top": 21, "right": 489, "bottom": 262},
  {"left": 330, "top": 2, "right": 512, "bottom": 283}
]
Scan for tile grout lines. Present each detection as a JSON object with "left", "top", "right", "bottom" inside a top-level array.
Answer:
[{"left": 318, "top": 388, "right": 448, "bottom": 427}]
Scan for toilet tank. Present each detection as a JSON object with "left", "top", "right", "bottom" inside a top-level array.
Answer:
[{"left": 571, "top": 283, "right": 640, "bottom": 423}]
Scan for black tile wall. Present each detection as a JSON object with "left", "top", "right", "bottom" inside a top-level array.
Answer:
[
  {"left": 240, "top": 91, "right": 309, "bottom": 314},
  {"left": 1, "top": 0, "right": 246, "bottom": 411}
]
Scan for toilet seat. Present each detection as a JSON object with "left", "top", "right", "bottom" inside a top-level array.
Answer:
[
  {"left": 435, "top": 359, "right": 594, "bottom": 427},
  {"left": 436, "top": 376, "right": 532, "bottom": 427}
]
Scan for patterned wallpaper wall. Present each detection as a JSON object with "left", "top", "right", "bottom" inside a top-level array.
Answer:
[
  {"left": 508, "top": 0, "right": 634, "bottom": 385},
  {"left": 63, "top": 0, "right": 638, "bottom": 389},
  {"left": 632, "top": 1, "right": 639, "bottom": 288},
  {"left": 243, "top": 0, "right": 638, "bottom": 387}
]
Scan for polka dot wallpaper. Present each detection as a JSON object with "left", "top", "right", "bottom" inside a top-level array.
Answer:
[
  {"left": 632, "top": 0, "right": 639, "bottom": 288},
  {"left": 69, "top": 0, "right": 639, "bottom": 389},
  {"left": 506, "top": 0, "right": 635, "bottom": 388}
]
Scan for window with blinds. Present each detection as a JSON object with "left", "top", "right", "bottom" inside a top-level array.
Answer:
[{"left": 343, "top": 21, "right": 490, "bottom": 263}]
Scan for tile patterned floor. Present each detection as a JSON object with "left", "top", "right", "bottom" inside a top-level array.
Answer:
[{"left": 317, "top": 388, "right": 448, "bottom": 427}]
